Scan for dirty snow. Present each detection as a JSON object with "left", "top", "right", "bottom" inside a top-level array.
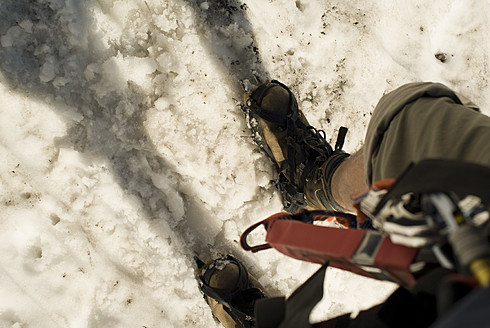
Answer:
[{"left": 0, "top": 0, "right": 489, "bottom": 327}]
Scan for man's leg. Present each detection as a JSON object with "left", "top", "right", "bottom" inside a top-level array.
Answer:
[
  {"left": 363, "top": 82, "right": 490, "bottom": 186},
  {"left": 329, "top": 150, "right": 366, "bottom": 212},
  {"left": 327, "top": 83, "right": 490, "bottom": 213},
  {"left": 247, "top": 81, "right": 490, "bottom": 214}
]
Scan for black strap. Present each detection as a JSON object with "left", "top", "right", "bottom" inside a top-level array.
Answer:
[
  {"left": 335, "top": 126, "right": 348, "bottom": 151},
  {"left": 374, "top": 159, "right": 490, "bottom": 214},
  {"left": 278, "top": 175, "right": 307, "bottom": 212},
  {"left": 200, "top": 255, "right": 261, "bottom": 324},
  {"left": 255, "top": 297, "right": 286, "bottom": 328},
  {"left": 255, "top": 262, "right": 329, "bottom": 328},
  {"left": 430, "top": 286, "right": 490, "bottom": 328}
]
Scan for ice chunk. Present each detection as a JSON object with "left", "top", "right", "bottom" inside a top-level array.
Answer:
[
  {"left": 1, "top": 26, "right": 22, "bottom": 47},
  {"left": 40, "top": 58, "right": 56, "bottom": 83}
]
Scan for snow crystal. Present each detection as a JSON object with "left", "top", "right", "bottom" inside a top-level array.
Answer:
[{"left": 40, "top": 58, "right": 56, "bottom": 83}]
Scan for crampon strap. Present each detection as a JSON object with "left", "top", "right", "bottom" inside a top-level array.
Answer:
[{"left": 240, "top": 209, "right": 419, "bottom": 288}]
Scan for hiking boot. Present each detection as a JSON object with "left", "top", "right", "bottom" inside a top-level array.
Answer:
[
  {"left": 196, "top": 255, "right": 267, "bottom": 328},
  {"left": 244, "top": 80, "right": 350, "bottom": 213}
]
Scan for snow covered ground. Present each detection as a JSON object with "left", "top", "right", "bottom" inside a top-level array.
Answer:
[{"left": 0, "top": 0, "right": 488, "bottom": 327}]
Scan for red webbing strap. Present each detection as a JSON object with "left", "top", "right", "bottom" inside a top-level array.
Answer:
[
  {"left": 264, "top": 219, "right": 418, "bottom": 287},
  {"left": 374, "top": 237, "right": 418, "bottom": 287},
  {"left": 265, "top": 220, "right": 379, "bottom": 280}
]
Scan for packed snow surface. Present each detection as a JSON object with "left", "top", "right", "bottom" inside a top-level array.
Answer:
[{"left": 0, "top": 0, "right": 489, "bottom": 327}]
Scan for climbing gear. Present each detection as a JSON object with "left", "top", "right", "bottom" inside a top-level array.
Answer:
[
  {"left": 241, "top": 159, "right": 490, "bottom": 289},
  {"left": 241, "top": 209, "right": 422, "bottom": 288},
  {"left": 361, "top": 159, "right": 490, "bottom": 287},
  {"left": 195, "top": 255, "right": 267, "bottom": 328},
  {"left": 430, "top": 193, "right": 490, "bottom": 287},
  {"left": 244, "top": 80, "right": 349, "bottom": 213}
]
